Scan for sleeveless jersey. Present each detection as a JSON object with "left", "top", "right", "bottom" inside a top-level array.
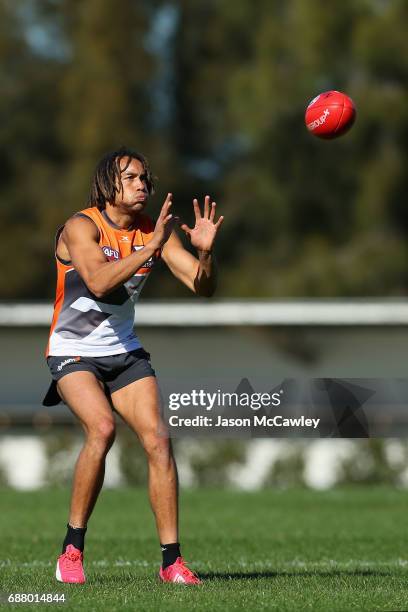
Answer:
[{"left": 46, "top": 207, "right": 159, "bottom": 357}]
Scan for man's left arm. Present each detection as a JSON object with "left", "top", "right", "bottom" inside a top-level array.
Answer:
[{"left": 161, "top": 195, "right": 224, "bottom": 297}]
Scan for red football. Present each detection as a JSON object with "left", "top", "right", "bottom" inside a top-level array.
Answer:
[{"left": 305, "top": 90, "right": 356, "bottom": 139}]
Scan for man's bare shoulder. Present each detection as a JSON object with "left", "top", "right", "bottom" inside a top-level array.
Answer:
[{"left": 63, "top": 214, "right": 99, "bottom": 243}]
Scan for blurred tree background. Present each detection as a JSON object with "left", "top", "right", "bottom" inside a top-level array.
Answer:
[{"left": 0, "top": 0, "right": 407, "bottom": 300}]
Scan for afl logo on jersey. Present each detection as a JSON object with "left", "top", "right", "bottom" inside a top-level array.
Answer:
[{"left": 103, "top": 246, "right": 119, "bottom": 260}]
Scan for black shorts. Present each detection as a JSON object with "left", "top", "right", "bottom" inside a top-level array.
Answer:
[{"left": 43, "top": 348, "right": 155, "bottom": 406}]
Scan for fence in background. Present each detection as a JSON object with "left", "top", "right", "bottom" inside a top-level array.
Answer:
[{"left": 1, "top": 300, "right": 408, "bottom": 489}]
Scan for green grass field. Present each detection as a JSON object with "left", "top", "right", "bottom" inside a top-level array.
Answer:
[{"left": 2, "top": 487, "right": 408, "bottom": 611}]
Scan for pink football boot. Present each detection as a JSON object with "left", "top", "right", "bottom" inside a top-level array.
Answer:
[
  {"left": 56, "top": 544, "right": 86, "bottom": 584},
  {"left": 159, "top": 557, "right": 201, "bottom": 585}
]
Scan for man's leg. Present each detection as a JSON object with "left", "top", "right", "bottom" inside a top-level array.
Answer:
[
  {"left": 55, "top": 371, "right": 116, "bottom": 583},
  {"left": 110, "top": 376, "right": 178, "bottom": 543},
  {"left": 57, "top": 372, "right": 115, "bottom": 551},
  {"left": 110, "top": 376, "right": 201, "bottom": 584}
]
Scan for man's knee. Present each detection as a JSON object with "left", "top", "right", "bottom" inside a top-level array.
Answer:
[
  {"left": 87, "top": 417, "right": 116, "bottom": 451},
  {"left": 141, "top": 431, "right": 172, "bottom": 464}
]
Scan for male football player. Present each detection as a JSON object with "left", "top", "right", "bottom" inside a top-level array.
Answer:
[{"left": 43, "top": 147, "right": 223, "bottom": 584}]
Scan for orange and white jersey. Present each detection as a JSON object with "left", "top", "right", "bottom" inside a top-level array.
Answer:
[{"left": 47, "top": 207, "right": 159, "bottom": 357}]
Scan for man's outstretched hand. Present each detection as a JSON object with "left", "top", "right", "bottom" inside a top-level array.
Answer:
[
  {"left": 151, "top": 193, "right": 179, "bottom": 250},
  {"left": 180, "top": 195, "right": 224, "bottom": 253}
]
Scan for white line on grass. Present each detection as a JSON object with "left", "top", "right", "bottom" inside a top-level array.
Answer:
[{"left": 1, "top": 559, "right": 408, "bottom": 569}]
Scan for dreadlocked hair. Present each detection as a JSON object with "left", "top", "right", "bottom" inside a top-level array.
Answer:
[{"left": 88, "top": 147, "right": 155, "bottom": 210}]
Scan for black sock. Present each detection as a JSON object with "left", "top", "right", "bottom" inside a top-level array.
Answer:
[
  {"left": 62, "top": 523, "right": 87, "bottom": 553},
  {"left": 161, "top": 542, "right": 181, "bottom": 569}
]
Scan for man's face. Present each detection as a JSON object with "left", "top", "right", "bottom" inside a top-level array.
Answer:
[{"left": 114, "top": 157, "right": 149, "bottom": 212}]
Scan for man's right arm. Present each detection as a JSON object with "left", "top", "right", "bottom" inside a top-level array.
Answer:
[{"left": 63, "top": 195, "right": 176, "bottom": 298}]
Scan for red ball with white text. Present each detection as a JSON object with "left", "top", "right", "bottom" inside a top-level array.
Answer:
[{"left": 305, "top": 90, "right": 356, "bottom": 139}]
